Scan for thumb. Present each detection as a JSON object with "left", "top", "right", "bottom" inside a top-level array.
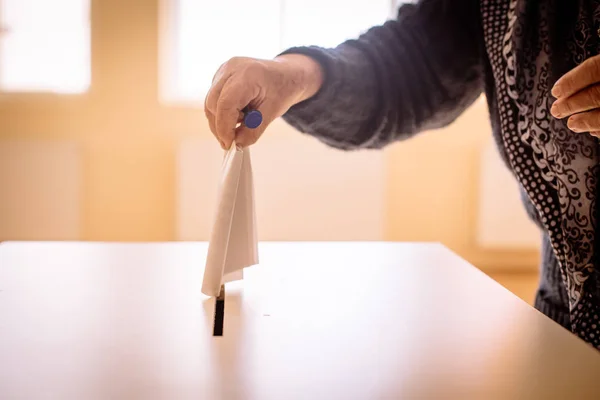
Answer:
[{"left": 234, "top": 108, "right": 273, "bottom": 147}]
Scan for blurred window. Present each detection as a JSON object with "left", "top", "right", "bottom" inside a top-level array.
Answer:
[
  {"left": 162, "top": 0, "right": 394, "bottom": 103},
  {"left": 0, "top": 0, "right": 90, "bottom": 94}
]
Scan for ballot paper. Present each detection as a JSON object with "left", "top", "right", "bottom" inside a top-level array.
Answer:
[{"left": 201, "top": 142, "right": 258, "bottom": 297}]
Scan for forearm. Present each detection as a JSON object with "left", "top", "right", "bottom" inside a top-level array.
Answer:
[
  {"left": 280, "top": 0, "right": 484, "bottom": 150},
  {"left": 273, "top": 54, "right": 324, "bottom": 104},
  {"left": 279, "top": 44, "right": 383, "bottom": 149}
]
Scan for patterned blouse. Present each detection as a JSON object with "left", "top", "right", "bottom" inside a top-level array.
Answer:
[{"left": 280, "top": 0, "right": 600, "bottom": 349}]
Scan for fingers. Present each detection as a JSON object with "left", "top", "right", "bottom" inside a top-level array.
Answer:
[
  {"left": 565, "top": 109, "right": 600, "bottom": 133},
  {"left": 204, "top": 56, "right": 304, "bottom": 148},
  {"left": 204, "top": 69, "right": 229, "bottom": 116},
  {"left": 234, "top": 109, "right": 272, "bottom": 147},
  {"left": 205, "top": 73, "right": 230, "bottom": 149},
  {"left": 204, "top": 74, "right": 257, "bottom": 149},
  {"left": 234, "top": 127, "right": 262, "bottom": 147},
  {"left": 215, "top": 82, "right": 258, "bottom": 149},
  {"left": 551, "top": 56, "right": 600, "bottom": 140},
  {"left": 552, "top": 54, "right": 600, "bottom": 98},
  {"left": 204, "top": 108, "right": 221, "bottom": 148},
  {"left": 551, "top": 84, "right": 600, "bottom": 118}
]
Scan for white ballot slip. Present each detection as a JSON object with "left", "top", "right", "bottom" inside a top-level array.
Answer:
[{"left": 201, "top": 142, "right": 258, "bottom": 297}]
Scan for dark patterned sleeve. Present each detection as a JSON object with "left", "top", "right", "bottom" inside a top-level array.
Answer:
[{"left": 279, "top": 0, "right": 484, "bottom": 150}]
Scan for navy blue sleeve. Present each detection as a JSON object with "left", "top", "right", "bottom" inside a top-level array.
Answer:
[{"left": 280, "top": 0, "right": 484, "bottom": 150}]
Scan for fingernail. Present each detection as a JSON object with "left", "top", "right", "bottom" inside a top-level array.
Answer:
[
  {"left": 552, "top": 83, "right": 563, "bottom": 98},
  {"left": 567, "top": 117, "right": 582, "bottom": 132},
  {"left": 551, "top": 102, "right": 562, "bottom": 118}
]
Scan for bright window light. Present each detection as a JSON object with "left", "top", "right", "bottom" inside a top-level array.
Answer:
[
  {"left": 164, "top": 0, "right": 393, "bottom": 103},
  {"left": 0, "top": 0, "right": 90, "bottom": 94},
  {"left": 165, "top": 0, "right": 281, "bottom": 103},
  {"left": 281, "top": 0, "right": 392, "bottom": 49}
]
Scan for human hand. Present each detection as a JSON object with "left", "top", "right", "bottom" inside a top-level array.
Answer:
[
  {"left": 551, "top": 55, "right": 600, "bottom": 137},
  {"left": 204, "top": 54, "right": 323, "bottom": 149}
]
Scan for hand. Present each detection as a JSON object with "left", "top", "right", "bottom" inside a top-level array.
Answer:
[
  {"left": 551, "top": 55, "right": 600, "bottom": 137},
  {"left": 204, "top": 54, "right": 323, "bottom": 149}
]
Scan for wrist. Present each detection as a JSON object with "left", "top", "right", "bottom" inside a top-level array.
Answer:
[{"left": 274, "top": 54, "right": 323, "bottom": 103}]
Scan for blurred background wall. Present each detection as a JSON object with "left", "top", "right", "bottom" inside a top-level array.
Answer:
[{"left": 0, "top": 0, "right": 541, "bottom": 274}]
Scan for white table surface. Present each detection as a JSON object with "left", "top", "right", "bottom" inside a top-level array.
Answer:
[{"left": 1, "top": 241, "right": 599, "bottom": 400}]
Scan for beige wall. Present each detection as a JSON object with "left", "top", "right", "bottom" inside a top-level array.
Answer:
[
  {"left": 0, "top": 0, "right": 540, "bottom": 272},
  {"left": 384, "top": 98, "right": 540, "bottom": 271}
]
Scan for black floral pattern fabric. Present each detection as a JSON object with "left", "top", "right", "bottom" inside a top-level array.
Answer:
[{"left": 281, "top": 0, "right": 600, "bottom": 349}]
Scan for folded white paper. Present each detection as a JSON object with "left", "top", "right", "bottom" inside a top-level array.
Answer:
[{"left": 201, "top": 142, "right": 258, "bottom": 297}]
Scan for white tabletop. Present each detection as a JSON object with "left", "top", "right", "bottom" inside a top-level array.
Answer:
[{"left": 1, "top": 241, "right": 599, "bottom": 399}]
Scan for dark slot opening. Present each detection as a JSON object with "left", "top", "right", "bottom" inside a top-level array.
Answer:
[{"left": 213, "top": 284, "right": 225, "bottom": 336}]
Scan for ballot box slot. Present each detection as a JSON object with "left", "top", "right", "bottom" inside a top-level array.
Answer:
[{"left": 213, "top": 284, "right": 225, "bottom": 336}]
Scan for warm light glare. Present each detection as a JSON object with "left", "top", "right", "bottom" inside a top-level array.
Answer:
[
  {"left": 0, "top": 0, "right": 90, "bottom": 94},
  {"left": 165, "top": 0, "right": 392, "bottom": 102},
  {"left": 280, "top": 0, "right": 392, "bottom": 49}
]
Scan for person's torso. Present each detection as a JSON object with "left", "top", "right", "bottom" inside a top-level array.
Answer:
[{"left": 479, "top": 0, "right": 600, "bottom": 348}]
